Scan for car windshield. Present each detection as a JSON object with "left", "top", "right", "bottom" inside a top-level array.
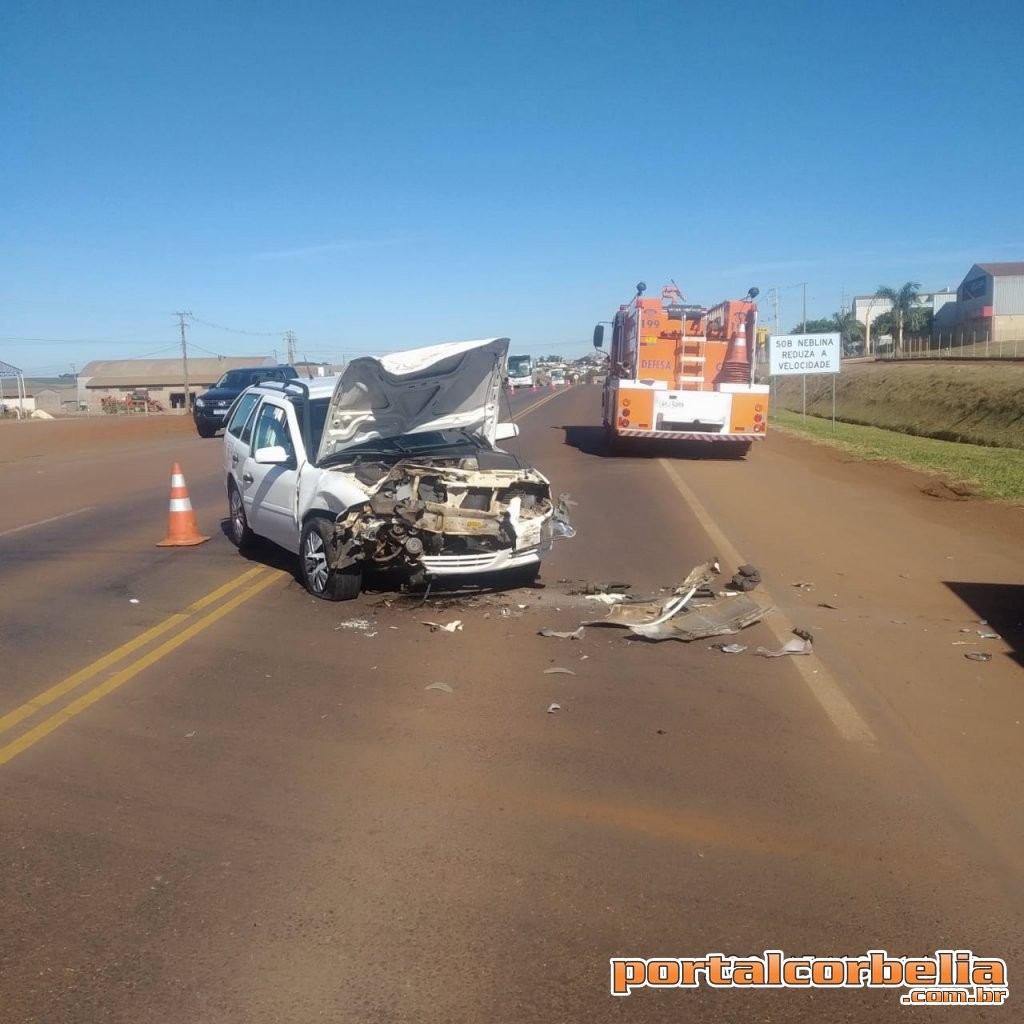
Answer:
[{"left": 215, "top": 370, "right": 256, "bottom": 389}]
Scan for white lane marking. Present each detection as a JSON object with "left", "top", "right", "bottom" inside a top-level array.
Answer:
[
  {"left": 0, "top": 506, "right": 98, "bottom": 539},
  {"left": 658, "top": 460, "right": 877, "bottom": 747}
]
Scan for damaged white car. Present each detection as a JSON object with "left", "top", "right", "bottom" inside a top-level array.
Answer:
[{"left": 223, "top": 338, "right": 571, "bottom": 600}]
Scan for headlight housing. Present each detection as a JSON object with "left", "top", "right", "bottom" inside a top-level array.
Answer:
[{"left": 195, "top": 398, "right": 206, "bottom": 408}]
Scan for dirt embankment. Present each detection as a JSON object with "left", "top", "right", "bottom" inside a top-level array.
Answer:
[
  {"left": 773, "top": 360, "right": 1024, "bottom": 449},
  {"left": 0, "top": 413, "right": 196, "bottom": 464}
]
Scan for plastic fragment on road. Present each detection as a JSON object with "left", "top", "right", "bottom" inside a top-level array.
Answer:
[
  {"left": 711, "top": 643, "right": 747, "bottom": 654},
  {"left": 543, "top": 667, "right": 576, "bottom": 675},
  {"left": 792, "top": 581, "right": 815, "bottom": 589},
  {"left": 539, "top": 627, "right": 586, "bottom": 640},
  {"left": 129, "top": 598, "right": 140, "bottom": 604},
  {"left": 584, "top": 592, "right": 627, "bottom": 605},
  {"left": 567, "top": 581, "right": 631, "bottom": 596},
  {"left": 580, "top": 561, "right": 769, "bottom": 642},
  {"left": 756, "top": 637, "right": 813, "bottom": 657},
  {"left": 426, "top": 681, "right": 454, "bottom": 693},
  {"left": 977, "top": 631, "right": 1001, "bottom": 640},
  {"left": 817, "top": 602, "right": 838, "bottom": 610},
  {"left": 965, "top": 652, "right": 992, "bottom": 662},
  {"left": 421, "top": 620, "right": 464, "bottom": 632},
  {"left": 792, "top": 627, "right": 814, "bottom": 642},
  {"left": 546, "top": 703, "right": 561, "bottom": 713},
  {"left": 336, "top": 619, "right": 372, "bottom": 631},
  {"left": 552, "top": 493, "right": 577, "bottom": 539}
]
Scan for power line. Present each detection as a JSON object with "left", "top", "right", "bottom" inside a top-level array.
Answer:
[{"left": 188, "top": 314, "right": 283, "bottom": 337}]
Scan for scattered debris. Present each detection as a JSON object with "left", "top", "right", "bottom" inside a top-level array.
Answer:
[
  {"left": 711, "top": 643, "right": 747, "bottom": 654},
  {"left": 792, "top": 627, "right": 814, "bottom": 642},
  {"left": 656, "top": 729, "right": 667, "bottom": 735},
  {"left": 421, "top": 620, "right": 464, "bottom": 632},
  {"left": 952, "top": 641, "right": 977, "bottom": 646},
  {"left": 539, "top": 627, "right": 586, "bottom": 640},
  {"left": 543, "top": 667, "right": 576, "bottom": 675},
  {"left": 128, "top": 598, "right": 140, "bottom": 604},
  {"left": 756, "top": 637, "right": 813, "bottom": 657},
  {"left": 965, "top": 652, "right": 992, "bottom": 663},
  {"left": 185, "top": 731, "right": 196, "bottom": 738},
  {"left": 364, "top": 632, "right": 378, "bottom": 638},
  {"left": 567, "top": 581, "right": 631, "bottom": 596},
  {"left": 336, "top": 618, "right": 373, "bottom": 631},
  {"left": 726, "top": 564, "right": 761, "bottom": 592},
  {"left": 582, "top": 561, "right": 770, "bottom": 642},
  {"left": 977, "top": 631, "right": 1001, "bottom": 640},
  {"left": 792, "top": 581, "right": 815, "bottom": 590},
  {"left": 425, "top": 682, "right": 454, "bottom": 693},
  {"left": 817, "top": 602, "right": 838, "bottom": 610},
  {"left": 546, "top": 703, "right": 561, "bottom": 714},
  {"left": 584, "top": 592, "right": 627, "bottom": 605}
]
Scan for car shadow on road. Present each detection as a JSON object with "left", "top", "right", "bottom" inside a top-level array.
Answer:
[
  {"left": 559, "top": 424, "right": 752, "bottom": 460},
  {"left": 944, "top": 582, "right": 1024, "bottom": 669}
]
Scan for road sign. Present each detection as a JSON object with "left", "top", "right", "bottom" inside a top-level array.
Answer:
[{"left": 769, "top": 333, "right": 841, "bottom": 376}]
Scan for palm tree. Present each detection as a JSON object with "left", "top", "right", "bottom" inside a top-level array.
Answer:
[{"left": 874, "top": 282, "right": 921, "bottom": 355}]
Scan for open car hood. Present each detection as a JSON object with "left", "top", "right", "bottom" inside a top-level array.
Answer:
[{"left": 316, "top": 338, "right": 510, "bottom": 463}]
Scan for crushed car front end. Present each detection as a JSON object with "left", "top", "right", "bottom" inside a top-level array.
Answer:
[{"left": 325, "top": 455, "right": 564, "bottom": 578}]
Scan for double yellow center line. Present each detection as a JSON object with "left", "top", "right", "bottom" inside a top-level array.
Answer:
[{"left": 0, "top": 565, "right": 284, "bottom": 767}]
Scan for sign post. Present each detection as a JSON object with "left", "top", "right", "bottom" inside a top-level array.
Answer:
[{"left": 768, "top": 333, "right": 841, "bottom": 431}]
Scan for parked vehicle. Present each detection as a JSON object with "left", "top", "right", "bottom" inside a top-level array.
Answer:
[
  {"left": 193, "top": 365, "right": 299, "bottom": 437},
  {"left": 223, "top": 338, "right": 570, "bottom": 600}
]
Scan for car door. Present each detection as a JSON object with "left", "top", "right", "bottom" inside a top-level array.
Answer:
[
  {"left": 224, "top": 391, "right": 261, "bottom": 485},
  {"left": 241, "top": 399, "right": 302, "bottom": 552}
]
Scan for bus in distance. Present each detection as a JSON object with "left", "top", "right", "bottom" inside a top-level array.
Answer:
[{"left": 506, "top": 354, "right": 533, "bottom": 389}]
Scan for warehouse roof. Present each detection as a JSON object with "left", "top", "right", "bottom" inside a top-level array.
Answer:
[
  {"left": 976, "top": 263, "right": 1024, "bottom": 277},
  {"left": 80, "top": 356, "right": 274, "bottom": 388}
]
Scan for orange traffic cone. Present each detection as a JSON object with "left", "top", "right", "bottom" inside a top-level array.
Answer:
[
  {"left": 156, "top": 463, "right": 210, "bottom": 546},
  {"left": 730, "top": 321, "right": 749, "bottom": 361}
]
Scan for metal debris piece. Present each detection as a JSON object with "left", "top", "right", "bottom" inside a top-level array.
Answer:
[
  {"left": 792, "top": 581, "right": 815, "bottom": 590},
  {"left": 421, "top": 620, "right": 464, "bottom": 632},
  {"left": 965, "top": 652, "right": 992, "bottom": 662},
  {"left": 546, "top": 703, "right": 561, "bottom": 713},
  {"left": 712, "top": 643, "right": 748, "bottom": 654},
  {"left": 584, "top": 592, "right": 627, "bottom": 605},
  {"left": 539, "top": 627, "right": 586, "bottom": 640},
  {"left": 817, "top": 602, "right": 838, "bottom": 610},
  {"left": 977, "top": 631, "right": 1001, "bottom": 640},
  {"left": 587, "top": 594, "right": 769, "bottom": 643},
  {"left": 426, "top": 681, "right": 454, "bottom": 693},
  {"left": 792, "top": 627, "right": 814, "bottom": 642},
  {"left": 567, "top": 581, "right": 632, "bottom": 596},
  {"left": 756, "top": 637, "right": 813, "bottom": 657},
  {"left": 543, "top": 667, "right": 576, "bottom": 675}
]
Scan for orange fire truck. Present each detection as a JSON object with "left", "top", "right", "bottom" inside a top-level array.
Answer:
[{"left": 593, "top": 281, "right": 769, "bottom": 456}]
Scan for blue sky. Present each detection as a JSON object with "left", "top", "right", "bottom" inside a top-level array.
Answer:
[{"left": 3, "top": 0, "right": 1023, "bottom": 375}]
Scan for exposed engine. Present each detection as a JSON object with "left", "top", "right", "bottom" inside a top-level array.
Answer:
[{"left": 333, "top": 457, "right": 553, "bottom": 568}]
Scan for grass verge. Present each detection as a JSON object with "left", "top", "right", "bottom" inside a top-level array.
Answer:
[{"left": 770, "top": 409, "right": 1024, "bottom": 504}]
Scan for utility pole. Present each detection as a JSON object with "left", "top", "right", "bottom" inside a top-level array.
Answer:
[
  {"left": 175, "top": 311, "right": 192, "bottom": 411},
  {"left": 797, "top": 282, "right": 808, "bottom": 332},
  {"left": 284, "top": 331, "right": 297, "bottom": 366}
]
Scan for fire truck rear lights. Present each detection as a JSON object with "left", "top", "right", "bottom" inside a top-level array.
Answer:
[{"left": 754, "top": 414, "right": 763, "bottom": 423}]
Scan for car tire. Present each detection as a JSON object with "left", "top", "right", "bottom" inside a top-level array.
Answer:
[
  {"left": 197, "top": 423, "right": 218, "bottom": 438},
  {"left": 507, "top": 563, "right": 541, "bottom": 588},
  {"left": 228, "top": 481, "right": 255, "bottom": 549},
  {"left": 300, "top": 517, "right": 362, "bottom": 601}
]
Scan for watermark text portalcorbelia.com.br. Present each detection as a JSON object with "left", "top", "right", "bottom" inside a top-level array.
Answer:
[{"left": 611, "top": 950, "right": 1008, "bottom": 1006}]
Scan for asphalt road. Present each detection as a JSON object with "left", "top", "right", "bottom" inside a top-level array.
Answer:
[{"left": 1, "top": 388, "right": 1021, "bottom": 1023}]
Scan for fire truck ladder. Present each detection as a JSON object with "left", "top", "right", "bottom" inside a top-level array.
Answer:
[{"left": 675, "top": 324, "right": 707, "bottom": 391}]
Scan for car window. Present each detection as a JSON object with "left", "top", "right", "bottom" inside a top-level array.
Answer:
[
  {"left": 238, "top": 398, "right": 261, "bottom": 446},
  {"left": 252, "top": 402, "right": 294, "bottom": 459},
  {"left": 226, "top": 393, "right": 259, "bottom": 439}
]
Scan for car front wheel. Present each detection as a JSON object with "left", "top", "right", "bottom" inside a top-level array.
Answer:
[
  {"left": 299, "top": 517, "right": 362, "bottom": 601},
  {"left": 228, "top": 482, "right": 255, "bottom": 549}
]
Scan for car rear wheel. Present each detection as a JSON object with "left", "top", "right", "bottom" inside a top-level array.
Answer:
[
  {"left": 197, "top": 423, "right": 218, "bottom": 438},
  {"left": 228, "top": 482, "right": 255, "bottom": 549},
  {"left": 300, "top": 517, "right": 362, "bottom": 601}
]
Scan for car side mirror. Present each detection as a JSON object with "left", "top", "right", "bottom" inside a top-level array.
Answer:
[
  {"left": 494, "top": 422, "right": 520, "bottom": 441},
  {"left": 593, "top": 325, "right": 604, "bottom": 348},
  {"left": 254, "top": 445, "right": 291, "bottom": 465}
]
